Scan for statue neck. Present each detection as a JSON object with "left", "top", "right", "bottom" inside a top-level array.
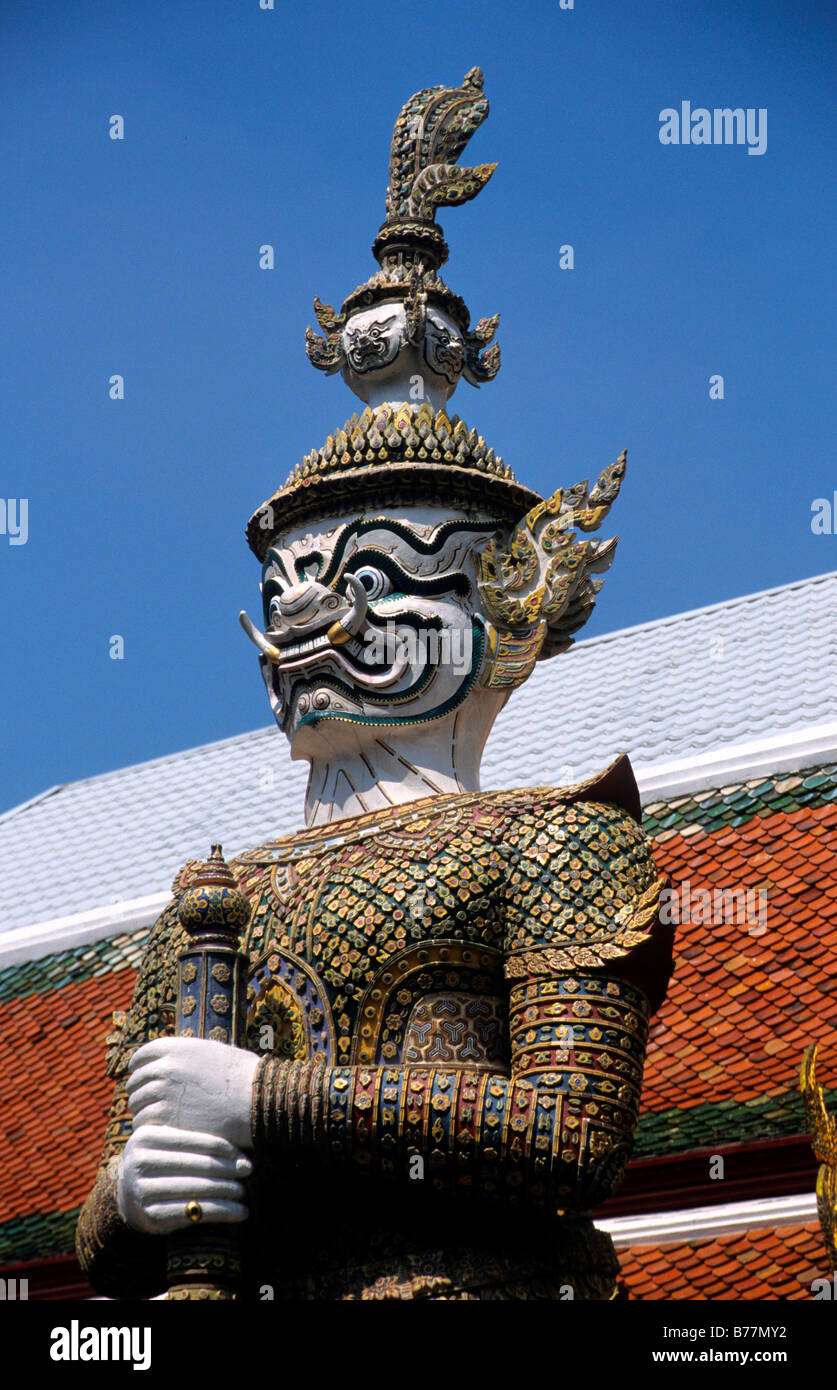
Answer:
[{"left": 298, "top": 693, "right": 506, "bottom": 826}]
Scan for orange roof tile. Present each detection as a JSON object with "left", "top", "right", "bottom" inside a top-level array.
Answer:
[
  {"left": 0, "top": 969, "right": 135, "bottom": 1225},
  {"left": 620, "top": 1222, "right": 826, "bottom": 1299},
  {"left": 644, "top": 802, "right": 837, "bottom": 1119}
]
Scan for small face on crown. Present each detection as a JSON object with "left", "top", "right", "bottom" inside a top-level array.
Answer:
[
  {"left": 252, "top": 505, "right": 500, "bottom": 753},
  {"left": 340, "top": 304, "right": 466, "bottom": 411}
]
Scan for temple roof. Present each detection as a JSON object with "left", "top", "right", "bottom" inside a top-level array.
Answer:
[
  {"left": 1, "top": 569, "right": 835, "bottom": 938},
  {"left": 484, "top": 567, "right": 837, "bottom": 791}
]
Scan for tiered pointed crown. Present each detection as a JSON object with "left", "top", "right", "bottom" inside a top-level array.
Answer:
[
  {"left": 248, "top": 68, "right": 543, "bottom": 557},
  {"left": 304, "top": 66, "right": 502, "bottom": 365},
  {"left": 244, "top": 68, "right": 627, "bottom": 671}
]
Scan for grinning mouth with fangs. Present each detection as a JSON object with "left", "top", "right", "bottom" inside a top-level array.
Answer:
[
  {"left": 266, "top": 621, "right": 409, "bottom": 687},
  {"left": 240, "top": 573, "right": 410, "bottom": 691}
]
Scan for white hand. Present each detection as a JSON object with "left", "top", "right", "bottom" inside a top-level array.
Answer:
[
  {"left": 117, "top": 1125, "right": 253, "bottom": 1235},
  {"left": 126, "top": 1036, "right": 260, "bottom": 1149}
]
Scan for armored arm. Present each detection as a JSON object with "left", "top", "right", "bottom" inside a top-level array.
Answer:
[
  {"left": 250, "top": 801, "right": 672, "bottom": 1212},
  {"left": 251, "top": 968, "right": 652, "bottom": 1210}
]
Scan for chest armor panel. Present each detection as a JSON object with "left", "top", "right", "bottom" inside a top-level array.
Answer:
[
  {"left": 230, "top": 784, "right": 659, "bottom": 1070},
  {"left": 237, "top": 797, "right": 509, "bottom": 1070}
]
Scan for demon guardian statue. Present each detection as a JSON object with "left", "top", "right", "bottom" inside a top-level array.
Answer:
[{"left": 77, "top": 69, "right": 672, "bottom": 1301}]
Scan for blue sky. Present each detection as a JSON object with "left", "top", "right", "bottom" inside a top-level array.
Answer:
[{"left": 1, "top": 0, "right": 835, "bottom": 813}]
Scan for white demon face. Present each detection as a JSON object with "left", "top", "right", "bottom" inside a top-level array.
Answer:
[
  {"left": 246, "top": 505, "right": 500, "bottom": 753},
  {"left": 340, "top": 305, "right": 466, "bottom": 411}
]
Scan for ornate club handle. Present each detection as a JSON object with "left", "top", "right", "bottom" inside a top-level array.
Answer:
[{"left": 167, "top": 845, "right": 251, "bottom": 1301}]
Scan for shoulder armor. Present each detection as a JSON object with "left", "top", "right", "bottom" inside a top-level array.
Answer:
[{"left": 501, "top": 778, "right": 671, "bottom": 1010}]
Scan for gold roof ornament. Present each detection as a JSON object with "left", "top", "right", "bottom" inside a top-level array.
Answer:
[{"left": 801, "top": 1043, "right": 837, "bottom": 1270}]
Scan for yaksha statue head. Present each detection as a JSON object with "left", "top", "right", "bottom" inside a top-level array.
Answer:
[{"left": 241, "top": 68, "right": 626, "bottom": 823}]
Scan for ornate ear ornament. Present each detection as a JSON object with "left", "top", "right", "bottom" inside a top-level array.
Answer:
[
  {"left": 801, "top": 1043, "right": 837, "bottom": 1271},
  {"left": 304, "top": 298, "right": 347, "bottom": 376},
  {"left": 404, "top": 264, "right": 427, "bottom": 347},
  {"left": 476, "top": 451, "right": 627, "bottom": 688},
  {"left": 463, "top": 314, "right": 500, "bottom": 385}
]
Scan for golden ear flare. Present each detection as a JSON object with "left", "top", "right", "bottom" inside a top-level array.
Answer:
[
  {"left": 477, "top": 451, "right": 626, "bottom": 689},
  {"left": 801, "top": 1043, "right": 837, "bottom": 1271}
]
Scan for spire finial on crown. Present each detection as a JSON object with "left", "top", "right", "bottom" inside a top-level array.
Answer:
[
  {"left": 372, "top": 64, "right": 496, "bottom": 273},
  {"left": 304, "top": 69, "right": 501, "bottom": 402}
]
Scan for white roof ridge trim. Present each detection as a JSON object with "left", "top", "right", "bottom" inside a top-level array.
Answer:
[
  {"left": 0, "top": 890, "right": 172, "bottom": 970},
  {"left": 636, "top": 720, "right": 837, "bottom": 801},
  {"left": 597, "top": 1192, "right": 818, "bottom": 1248},
  {"left": 575, "top": 567, "right": 837, "bottom": 650},
  {"left": 0, "top": 782, "right": 66, "bottom": 828}
]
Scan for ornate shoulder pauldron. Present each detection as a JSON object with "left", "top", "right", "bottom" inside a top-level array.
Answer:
[{"left": 496, "top": 786, "right": 665, "bottom": 978}]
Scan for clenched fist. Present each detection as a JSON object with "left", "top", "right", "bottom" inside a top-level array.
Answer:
[
  {"left": 126, "top": 1036, "right": 259, "bottom": 1148},
  {"left": 116, "top": 1036, "right": 261, "bottom": 1235},
  {"left": 117, "top": 1125, "right": 253, "bottom": 1235}
]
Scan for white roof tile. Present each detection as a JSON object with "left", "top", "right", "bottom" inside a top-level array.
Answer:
[
  {"left": 483, "top": 569, "right": 837, "bottom": 789},
  {"left": 2, "top": 570, "right": 835, "bottom": 932}
]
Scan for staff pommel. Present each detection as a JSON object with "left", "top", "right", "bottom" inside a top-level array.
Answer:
[{"left": 177, "top": 844, "right": 251, "bottom": 943}]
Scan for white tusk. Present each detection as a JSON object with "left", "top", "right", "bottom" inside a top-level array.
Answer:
[
  {"left": 239, "top": 610, "right": 283, "bottom": 663},
  {"left": 328, "top": 574, "right": 368, "bottom": 641}
]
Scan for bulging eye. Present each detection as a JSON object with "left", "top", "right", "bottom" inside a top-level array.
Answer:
[{"left": 352, "top": 566, "right": 392, "bottom": 601}]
